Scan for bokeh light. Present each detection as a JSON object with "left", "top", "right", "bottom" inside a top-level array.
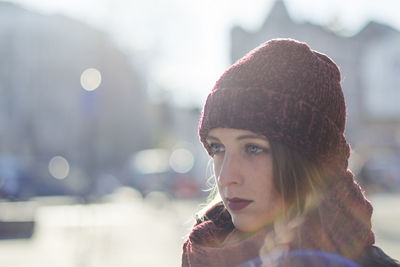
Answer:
[
  {"left": 48, "top": 156, "right": 70, "bottom": 179},
  {"left": 169, "top": 148, "right": 194, "bottom": 173},
  {"left": 80, "top": 68, "right": 102, "bottom": 91},
  {"left": 133, "top": 149, "right": 170, "bottom": 174}
]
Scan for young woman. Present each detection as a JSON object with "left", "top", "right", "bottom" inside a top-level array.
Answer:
[{"left": 181, "top": 39, "right": 399, "bottom": 266}]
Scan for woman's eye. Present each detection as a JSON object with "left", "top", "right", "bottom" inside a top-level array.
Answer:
[
  {"left": 245, "top": 144, "right": 266, "bottom": 154},
  {"left": 209, "top": 143, "right": 225, "bottom": 155}
]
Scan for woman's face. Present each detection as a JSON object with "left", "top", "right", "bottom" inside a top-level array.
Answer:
[{"left": 206, "top": 128, "right": 283, "bottom": 233}]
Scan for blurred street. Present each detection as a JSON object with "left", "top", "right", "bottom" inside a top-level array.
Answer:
[
  {"left": 369, "top": 193, "right": 400, "bottom": 258},
  {"left": 0, "top": 189, "right": 399, "bottom": 267},
  {"left": 0, "top": 188, "right": 199, "bottom": 267}
]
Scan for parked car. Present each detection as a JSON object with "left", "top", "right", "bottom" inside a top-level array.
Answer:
[
  {"left": 358, "top": 153, "right": 400, "bottom": 193},
  {"left": 127, "top": 148, "right": 202, "bottom": 198}
]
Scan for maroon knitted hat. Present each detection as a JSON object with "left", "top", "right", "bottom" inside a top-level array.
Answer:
[{"left": 199, "top": 38, "right": 350, "bottom": 173}]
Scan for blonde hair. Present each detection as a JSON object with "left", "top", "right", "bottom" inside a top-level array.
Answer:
[
  {"left": 195, "top": 158, "right": 222, "bottom": 222},
  {"left": 261, "top": 142, "right": 329, "bottom": 265}
]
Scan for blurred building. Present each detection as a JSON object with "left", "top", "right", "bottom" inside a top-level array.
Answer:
[
  {"left": 230, "top": 0, "right": 400, "bottom": 190},
  {"left": 0, "top": 2, "right": 152, "bottom": 198}
]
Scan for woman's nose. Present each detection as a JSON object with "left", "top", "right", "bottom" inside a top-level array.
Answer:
[{"left": 216, "top": 153, "right": 243, "bottom": 187}]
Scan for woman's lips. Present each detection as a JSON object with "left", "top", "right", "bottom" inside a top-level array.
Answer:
[{"left": 226, "top": 198, "right": 253, "bottom": 211}]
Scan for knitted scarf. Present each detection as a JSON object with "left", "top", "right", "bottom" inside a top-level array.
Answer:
[{"left": 181, "top": 170, "right": 374, "bottom": 267}]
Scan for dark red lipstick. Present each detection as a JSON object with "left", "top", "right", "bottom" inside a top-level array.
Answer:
[{"left": 227, "top": 198, "right": 253, "bottom": 211}]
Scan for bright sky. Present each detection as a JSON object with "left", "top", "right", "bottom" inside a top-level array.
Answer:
[{"left": 5, "top": 0, "right": 400, "bottom": 107}]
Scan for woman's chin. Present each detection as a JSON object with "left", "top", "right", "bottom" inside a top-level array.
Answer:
[
  {"left": 231, "top": 213, "right": 276, "bottom": 233},
  {"left": 232, "top": 217, "right": 264, "bottom": 233}
]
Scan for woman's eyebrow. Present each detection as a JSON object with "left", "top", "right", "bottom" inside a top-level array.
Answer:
[{"left": 206, "top": 136, "right": 219, "bottom": 142}]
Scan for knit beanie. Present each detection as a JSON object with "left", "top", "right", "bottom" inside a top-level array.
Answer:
[{"left": 199, "top": 38, "right": 349, "bottom": 173}]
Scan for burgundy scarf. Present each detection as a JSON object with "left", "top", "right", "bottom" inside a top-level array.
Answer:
[{"left": 181, "top": 170, "right": 374, "bottom": 267}]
